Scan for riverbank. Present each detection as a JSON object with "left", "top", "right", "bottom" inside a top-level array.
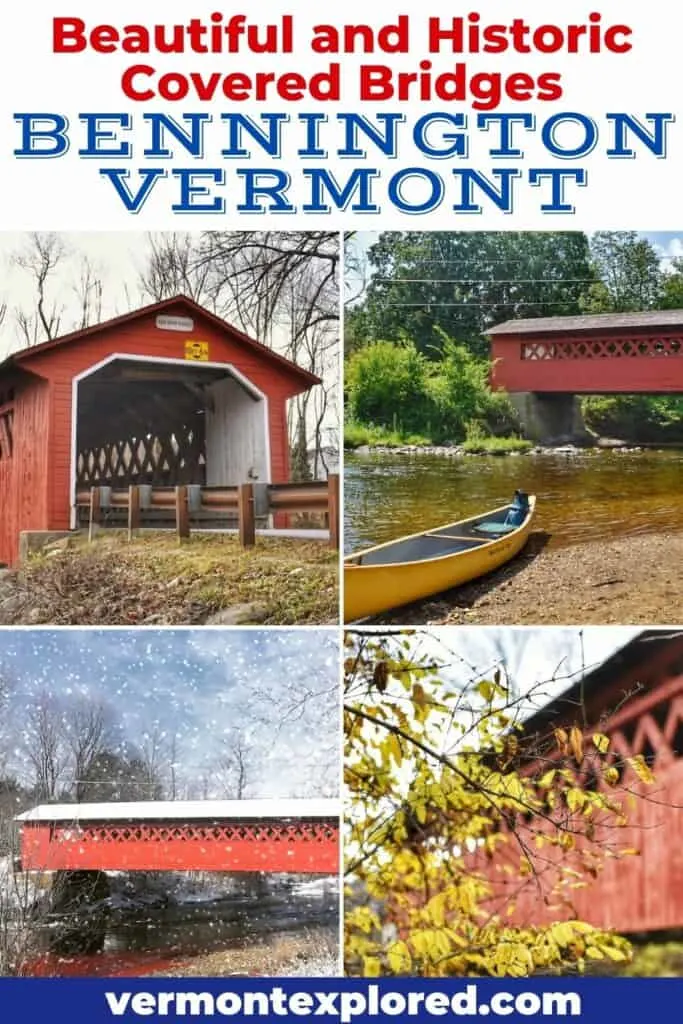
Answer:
[
  {"left": 371, "top": 531, "right": 683, "bottom": 626},
  {"left": 155, "top": 930, "right": 338, "bottom": 977},
  {"left": 346, "top": 440, "right": 651, "bottom": 458},
  {"left": 0, "top": 533, "right": 338, "bottom": 626}
]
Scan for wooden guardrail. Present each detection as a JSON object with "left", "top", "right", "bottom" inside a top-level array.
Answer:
[{"left": 75, "top": 475, "right": 340, "bottom": 549}]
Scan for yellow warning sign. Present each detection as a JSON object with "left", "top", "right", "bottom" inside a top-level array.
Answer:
[{"left": 184, "top": 340, "right": 209, "bottom": 361}]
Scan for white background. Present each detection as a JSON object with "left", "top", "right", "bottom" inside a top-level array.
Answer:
[{"left": 0, "top": 0, "right": 680, "bottom": 229}]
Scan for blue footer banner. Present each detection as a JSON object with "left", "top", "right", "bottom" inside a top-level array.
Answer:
[{"left": 0, "top": 978, "right": 675, "bottom": 1023}]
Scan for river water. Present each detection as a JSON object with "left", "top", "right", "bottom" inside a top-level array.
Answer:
[
  {"left": 344, "top": 449, "right": 683, "bottom": 553},
  {"left": 24, "top": 889, "right": 338, "bottom": 977}
]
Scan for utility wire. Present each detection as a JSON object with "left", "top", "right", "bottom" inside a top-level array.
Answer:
[
  {"left": 382, "top": 300, "right": 588, "bottom": 308},
  {"left": 374, "top": 277, "right": 594, "bottom": 285}
]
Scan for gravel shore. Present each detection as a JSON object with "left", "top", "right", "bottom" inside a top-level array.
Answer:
[
  {"left": 154, "top": 931, "right": 339, "bottom": 977},
  {"left": 371, "top": 531, "right": 683, "bottom": 626}
]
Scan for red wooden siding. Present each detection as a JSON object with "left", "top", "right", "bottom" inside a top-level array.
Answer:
[
  {"left": 0, "top": 299, "right": 316, "bottom": 560},
  {"left": 0, "top": 377, "right": 51, "bottom": 566},
  {"left": 491, "top": 330, "right": 683, "bottom": 393},
  {"left": 474, "top": 636, "right": 683, "bottom": 935},
  {"left": 25, "top": 313, "right": 300, "bottom": 531},
  {"left": 20, "top": 818, "right": 339, "bottom": 874}
]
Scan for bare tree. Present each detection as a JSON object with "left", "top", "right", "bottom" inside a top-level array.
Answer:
[
  {"left": 139, "top": 230, "right": 339, "bottom": 344},
  {"left": 24, "top": 694, "right": 67, "bottom": 801},
  {"left": 60, "top": 698, "right": 114, "bottom": 800},
  {"left": 215, "top": 730, "right": 256, "bottom": 799},
  {"left": 138, "top": 231, "right": 340, "bottom": 477},
  {"left": 138, "top": 233, "right": 216, "bottom": 305},
  {"left": 250, "top": 657, "right": 339, "bottom": 798},
  {"left": 138, "top": 722, "right": 178, "bottom": 800},
  {"left": 12, "top": 233, "right": 68, "bottom": 346},
  {"left": 284, "top": 268, "right": 338, "bottom": 479},
  {"left": 72, "top": 256, "right": 104, "bottom": 330},
  {"left": 196, "top": 231, "right": 339, "bottom": 346},
  {"left": 343, "top": 231, "right": 368, "bottom": 306},
  {"left": 10, "top": 234, "right": 108, "bottom": 349}
]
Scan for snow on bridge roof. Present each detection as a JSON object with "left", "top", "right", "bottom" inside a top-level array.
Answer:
[{"left": 15, "top": 798, "right": 340, "bottom": 823}]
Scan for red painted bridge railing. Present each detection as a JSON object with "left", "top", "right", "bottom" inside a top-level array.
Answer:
[
  {"left": 490, "top": 330, "right": 683, "bottom": 394},
  {"left": 15, "top": 799, "right": 340, "bottom": 875}
]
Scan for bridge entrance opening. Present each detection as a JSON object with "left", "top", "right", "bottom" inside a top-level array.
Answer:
[{"left": 71, "top": 355, "right": 269, "bottom": 527}]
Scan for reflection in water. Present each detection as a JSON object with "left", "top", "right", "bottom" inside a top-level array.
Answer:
[
  {"left": 25, "top": 892, "right": 338, "bottom": 977},
  {"left": 344, "top": 450, "right": 683, "bottom": 553}
]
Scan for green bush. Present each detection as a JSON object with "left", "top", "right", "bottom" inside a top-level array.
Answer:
[
  {"left": 345, "top": 333, "right": 523, "bottom": 445},
  {"left": 343, "top": 422, "right": 432, "bottom": 449},
  {"left": 461, "top": 436, "right": 533, "bottom": 454},
  {"left": 620, "top": 942, "right": 683, "bottom": 978},
  {"left": 345, "top": 340, "right": 432, "bottom": 433},
  {"left": 582, "top": 395, "right": 683, "bottom": 442}
]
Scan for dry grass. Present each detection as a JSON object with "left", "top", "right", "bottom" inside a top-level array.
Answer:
[
  {"left": 157, "top": 929, "right": 340, "bottom": 977},
  {"left": 0, "top": 533, "right": 338, "bottom": 626}
]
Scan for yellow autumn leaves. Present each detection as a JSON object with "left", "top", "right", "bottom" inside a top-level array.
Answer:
[{"left": 344, "top": 631, "right": 652, "bottom": 979}]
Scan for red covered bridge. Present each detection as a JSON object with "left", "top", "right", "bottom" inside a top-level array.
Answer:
[
  {"left": 489, "top": 310, "right": 683, "bottom": 394},
  {"left": 15, "top": 798, "right": 339, "bottom": 874},
  {"left": 488, "top": 311, "right": 683, "bottom": 441},
  {"left": 478, "top": 630, "right": 683, "bottom": 935},
  {"left": 0, "top": 296, "right": 320, "bottom": 567}
]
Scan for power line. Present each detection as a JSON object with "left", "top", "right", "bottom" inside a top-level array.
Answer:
[
  {"left": 375, "top": 277, "right": 594, "bottom": 285},
  {"left": 383, "top": 300, "right": 588, "bottom": 308},
  {"left": 376, "top": 257, "right": 591, "bottom": 266}
]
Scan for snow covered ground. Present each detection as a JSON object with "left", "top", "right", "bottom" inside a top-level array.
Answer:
[{"left": 280, "top": 952, "right": 340, "bottom": 976}]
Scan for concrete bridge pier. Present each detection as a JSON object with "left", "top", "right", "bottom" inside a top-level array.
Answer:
[{"left": 509, "top": 392, "right": 594, "bottom": 446}]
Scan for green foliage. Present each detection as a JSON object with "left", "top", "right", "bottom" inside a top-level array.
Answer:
[
  {"left": 345, "top": 340, "right": 432, "bottom": 434},
  {"left": 346, "top": 230, "right": 683, "bottom": 448},
  {"left": 344, "top": 631, "right": 648, "bottom": 978},
  {"left": 621, "top": 942, "right": 683, "bottom": 977},
  {"left": 660, "top": 258, "right": 683, "bottom": 309},
  {"left": 344, "top": 422, "right": 432, "bottom": 449},
  {"left": 461, "top": 436, "right": 532, "bottom": 454},
  {"left": 345, "top": 335, "right": 521, "bottom": 444},
  {"left": 347, "top": 231, "right": 683, "bottom": 363},
  {"left": 582, "top": 395, "right": 683, "bottom": 442},
  {"left": 581, "top": 232, "right": 663, "bottom": 312},
  {"left": 428, "top": 335, "right": 491, "bottom": 433},
  {"left": 349, "top": 232, "right": 595, "bottom": 358}
]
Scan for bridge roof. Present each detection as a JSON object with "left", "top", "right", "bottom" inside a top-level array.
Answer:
[
  {"left": 16, "top": 798, "right": 340, "bottom": 823},
  {"left": 0, "top": 295, "right": 321, "bottom": 388},
  {"left": 520, "top": 629, "right": 677, "bottom": 738},
  {"left": 488, "top": 309, "right": 683, "bottom": 336}
]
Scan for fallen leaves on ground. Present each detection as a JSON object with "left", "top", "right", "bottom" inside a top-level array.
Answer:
[{"left": 0, "top": 533, "right": 338, "bottom": 626}]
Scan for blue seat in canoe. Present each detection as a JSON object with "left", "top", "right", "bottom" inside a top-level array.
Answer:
[
  {"left": 473, "top": 490, "right": 530, "bottom": 536},
  {"left": 473, "top": 521, "right": 519, "bottom": 536}
]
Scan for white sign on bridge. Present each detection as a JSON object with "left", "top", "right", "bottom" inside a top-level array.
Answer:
[{"left": 155, "top": 315, "right": 195, "bottom": 333}]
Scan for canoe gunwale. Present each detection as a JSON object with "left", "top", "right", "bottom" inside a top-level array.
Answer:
[{"left": 344, "top": 497, "right": 536, "bottom": 571}]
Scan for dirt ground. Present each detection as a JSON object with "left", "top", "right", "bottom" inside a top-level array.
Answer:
[
  {"left": 0, "top": 533, "right": 338, "bottom": 626},
  {"left": 372, "top": 531, "right": 683, "bottom": 626},
  {"left": 155, "top": 930, "right": 339, "bottom": 977}
]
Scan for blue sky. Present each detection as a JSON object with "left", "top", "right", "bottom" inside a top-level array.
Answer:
[
  {"left": 398, "top": 626, "right": 640, "bottom": 710},
  {"left": 0, "top": 628, "right": 339, "bottom": 799},
  {"left": 0, "top": 625, "right": 650, "bottom": 802},
  {"left": 349, "top": 626, "right": 644, "bottom": 766}
]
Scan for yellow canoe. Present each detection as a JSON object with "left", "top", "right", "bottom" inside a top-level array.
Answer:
[{"left": 344, "top": 494, "right": 537, "bottom": 622}]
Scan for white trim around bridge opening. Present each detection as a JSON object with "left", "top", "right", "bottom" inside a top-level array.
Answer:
[
  {"left": 16, "top": 798, "right": 340, "bottom": 823},
  {"left": 69, "top": 353, "right": 273, "bottom": 530}
]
